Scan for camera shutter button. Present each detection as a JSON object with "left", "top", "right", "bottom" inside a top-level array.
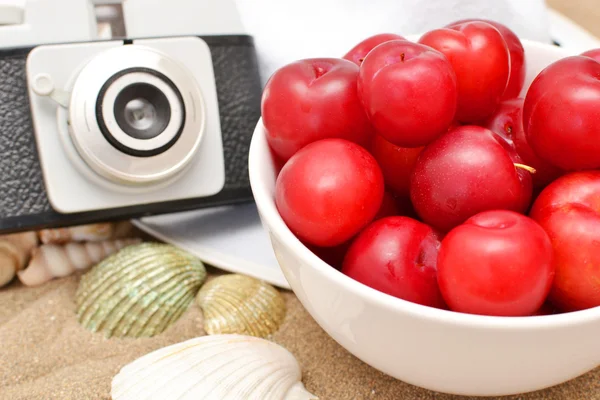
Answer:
[{"left": 32, "top": 73, "right": 70, "bottom": 108}]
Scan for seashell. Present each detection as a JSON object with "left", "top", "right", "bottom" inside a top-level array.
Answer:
[
  {"left": 38, "top": 221, "right": 135, "bottom": 244},
  {"left": 111, "top": 334, "right": 318, "bottom": 400},
  {"left": 112, "top": 221, "right": 136, "bottom": 238},
  {"left": 0, "top": 242, "right": 19, "bottom": 287},
  {"left": 0, "top": 231, "right": 39, "bottom": 287},
  {"left": 197, "top": 274, "right": 286, "bottom": 338},
  {"left": 76, "top": 242, "right": 207, "bottom": 338},
  {"left": 17, "top": 238, "right": 142, "bottom": 287}
]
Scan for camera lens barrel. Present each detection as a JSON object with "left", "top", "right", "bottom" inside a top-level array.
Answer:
[
  {"left": 96, "top": 68, "right": 185, "bottom": 157},
  {"left": 67, "top": 45, "right": 206, "bottom": 186}
]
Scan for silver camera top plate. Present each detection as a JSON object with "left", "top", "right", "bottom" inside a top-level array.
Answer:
[{"left": 26, "top": 36, "right": 226, "bottom": 214}]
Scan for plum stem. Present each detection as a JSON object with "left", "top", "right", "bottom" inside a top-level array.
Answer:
[{"left": 514, "top": 163, "right": 537, "bottom": 174}]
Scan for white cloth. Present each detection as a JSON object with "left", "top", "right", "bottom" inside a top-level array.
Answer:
[{"left": 233, "top": 0, "right": 551, "bottom": 85}]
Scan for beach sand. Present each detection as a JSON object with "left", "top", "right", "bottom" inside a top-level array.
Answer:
[{"left": 0, "top": 268, "right": 599, "bottom": 400}]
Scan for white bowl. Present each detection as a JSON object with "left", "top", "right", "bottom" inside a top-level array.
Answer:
[{"left": 248, "top": 39, "right": 600, "bottom": 397}]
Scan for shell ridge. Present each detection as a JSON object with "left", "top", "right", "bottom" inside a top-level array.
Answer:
[
  {"left": 117, "top": 335, "right": 242, "bottom": 380},
  {"left": 77, "top": 285, "right": 132, "bottom": 334},
  {"left": 146, "top": 291, "right": 195, "bottom": 337},
  {"left": 108, "top": 265, "right": 201, "bottom": 337},
  {"left": 112, "top": 335, "right": 312, "bottom": 400},
  {"left": 256, "top": 286, "right": 287, "bottom": 320},
  {"left": 221, "top": 288, "right": 271, "bottom": 336},
  {"left": 123, "top": 272, "right": 194, "bottom": 337},
  {"left": 195, "top": 338, "right": 301, "bottom": 399},
  {"left": 239, "top": 288, "right": 285, "bottom": 336},
  {"left": 81, "top": 259, "right": 190, "bottom": 336},
  {"left": 231, "top": 359, "right": 294, "bottom": 399},
  {"left": 76, "top": 249, "right": 165, "bottom": 321},
  {"left": 76, "top": 243, "right": 206, "bottom": 338},
  {"left": 214, "top": 287, "right": 281, "bottom": 336},
  {"left": 197, "top": 275, "right": 286, "bottom": 338},
  {"left": 78, "top": 243, "right": 192, "bottom": 299},
  {"left": 190, "top": 339, "right": 296, "bottom": 399},
  {"left": 247, "top": 343, "right": 302, "bottom": 398},
  {"left": 136, "top": 339, "right": 261, "bottom": 398},
  {"left": 199, "top": 287, "right": 244, "bottom": 333},
  {"left": 113, "top": 343, "right": 202, "bottom": 398},
  {"left": 77, "top": 244, "right": 159, "bottom": 301},
  {"left": 270, "top": 365, "right": 307, "bottom": 398},
  {"left": 177, "top": 354, "right": 268, "bottom": 399},
  {"left": 113, "top": 338, "right": 233, "bottom": 398},
  {"left": 97, "top": 261, "right": 187, "bottom": 336},
  {"left": 203, "top": 290, "right": 251, "bottom": 334},
  {"left": 228, "top": 340, "right": 306, "bottom": 400}
]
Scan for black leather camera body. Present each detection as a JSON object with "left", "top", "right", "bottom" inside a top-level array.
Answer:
[{"left": 0, "top": 34, "right": 262, "bottom": 234}]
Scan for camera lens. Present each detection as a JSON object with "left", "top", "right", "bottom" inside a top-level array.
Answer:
[
  {"left": 96, "top": 68, "right": 186, "bottom": 157},
  {"left": 66, "top": 44, "right": 206, "bottom": 186},
  {"left": 114, "top": 83, "right": 170, "bottom": 140}
]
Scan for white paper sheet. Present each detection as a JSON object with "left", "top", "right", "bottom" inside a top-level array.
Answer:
[{"left": 134, "top": 203, "right": 290, "bottom": 289}]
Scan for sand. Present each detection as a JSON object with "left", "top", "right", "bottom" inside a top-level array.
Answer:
[
  {"left": 0, "top": 267, "right": 599, "bottom": 400},
  {"left": 547, "top": 0, "right": 600, "bottom": 39}
]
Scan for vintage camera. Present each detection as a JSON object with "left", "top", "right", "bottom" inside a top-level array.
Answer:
[{"left": 0, "top": 0, "right": 262, "bottom": 233}]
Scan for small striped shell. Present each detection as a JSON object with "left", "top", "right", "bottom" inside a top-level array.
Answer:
[
  {"left": 75, "top": 242, "right": 207, "bottom": 338},
  {"left": 196, "top": 274, "right": 286, "bottom": 338},
  {"left": 39, "top": 221, "right": 135, "bottom": 244},
  {"left": 111, "top": 334, "right": 318, "bottom": 400}
]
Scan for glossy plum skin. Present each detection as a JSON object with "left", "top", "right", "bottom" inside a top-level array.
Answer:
[
  {"left": 275, "top": 139, "right": 384, "bottom": 247},
  {"left": 343, "top": 33, "right": 405, "bottom": 66},
  {"left": 262, "top": 58, "right": 373, "bottom": 161},
  {"left": 580, "top": 48, "right": 600, "bottom": 63},
  {"left": 484, "top": 98, "right": 563, "bottom": 189},
  {"left": 342, "top": 216, "right": 446, "bottom": 309},
  {"left": 523, "top": 56, "right": 600, "bottom": 171},
  {"left": 370, "top": 134, "right": 423, "bottom": 198},
  {"left": 437, "top": 210, "right": 554, "bottom": 316},
  {"left": 419, "top": 21, "right": 510, "bottom": 124},
  {"left": 447, "top": 19, "right": 525, "bottom": 99},
  {"left": 358, "top": 40, "right": 458, "bottom": 147},
  {"left": 410, "top": 126, "right": 532, "bottom": 233},
  {"left": 530, "top": 171, "right": 600, "bottom": 312},
  {"left": 308, "top": 190, "right": 400, "bottom": 270}
]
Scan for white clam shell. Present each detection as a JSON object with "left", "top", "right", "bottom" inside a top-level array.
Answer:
[{"left": 111, "top": 334, "right": 318, "bottom": 400}]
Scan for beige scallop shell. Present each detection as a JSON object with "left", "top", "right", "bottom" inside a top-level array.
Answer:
[
  {"left": 76, "top": 242, "right": 207, "bottom": 338},
  {"left": 196, "top": 274, "right": 286, "bottom": 338}
]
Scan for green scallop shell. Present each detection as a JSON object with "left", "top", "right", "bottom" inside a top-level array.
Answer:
[{"left": 75, "top": 242, "right": 207, "bottom": 338}]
